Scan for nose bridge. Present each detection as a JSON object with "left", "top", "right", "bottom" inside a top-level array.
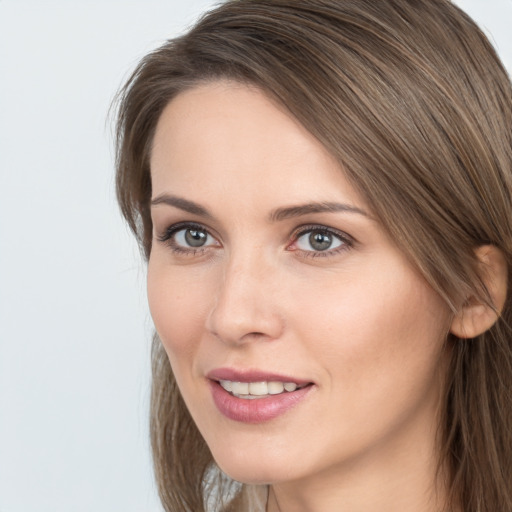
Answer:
[{"left": 207, "top": 244, "right": 283, "bottom": 344}]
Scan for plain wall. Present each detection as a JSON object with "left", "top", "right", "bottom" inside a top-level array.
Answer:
[{"left": 0, "top": 1, "right": 510, "bottom": 511}]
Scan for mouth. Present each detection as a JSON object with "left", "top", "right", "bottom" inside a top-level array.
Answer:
[
  {"left": 207, "top": 369, "right": 314, "bottom": 423},
  {"left": 218, "top": 380, "right": 311, "bottom": 399}
]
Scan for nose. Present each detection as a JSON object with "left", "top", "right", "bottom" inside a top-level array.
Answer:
[{"left": 206, "top": 250, "right": 284, "bottom": 345}]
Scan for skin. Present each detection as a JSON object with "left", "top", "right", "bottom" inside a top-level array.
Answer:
[{"left": 148, "top": 81, "right": 454, "bottom": 512}]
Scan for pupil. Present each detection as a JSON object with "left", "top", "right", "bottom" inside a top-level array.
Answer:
[
  {"left": 309, "top": 231, "right": 332, "bottom": 251},
  {"left": 185, "top": 229, "right": 207, "bottom": 247}
]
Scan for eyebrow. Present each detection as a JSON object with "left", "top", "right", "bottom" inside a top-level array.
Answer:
[
  {"left": 151, "top": 194, "right": 368, "bottom": 221},
  {"left": 269, "top": 201, "right": 369, "bottom": 222},
  {"left": 151, "top": 194, "right": 213, "bottom": 219}
]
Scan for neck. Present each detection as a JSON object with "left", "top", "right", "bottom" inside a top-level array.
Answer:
[{"left": 266, "top": 424, "right": 450, "bottom": 512}]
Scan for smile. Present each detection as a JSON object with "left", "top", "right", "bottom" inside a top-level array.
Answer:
[
  {"left": 219, "top": 380, "right": 308, "bottom": 399},
  {"left": 209, "top": 379, "right": 314, "bottom": 423}
]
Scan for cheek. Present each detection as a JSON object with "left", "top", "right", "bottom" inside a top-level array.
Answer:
[
  {"left": 291, "top": 258, "right": 451, "bottom": 386},
  {"left": 147, "top": 257, "right": 213, "bottom": 363},
  {"left": 285, "top": 261, "right": 451, "bottom": 458}
]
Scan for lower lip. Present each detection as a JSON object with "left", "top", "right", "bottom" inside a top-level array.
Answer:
[{"left": 209, "top": 381, "right": 313, "bottom": 423}]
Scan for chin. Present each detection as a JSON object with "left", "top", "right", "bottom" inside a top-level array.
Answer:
[{"left": 211, "top": 445, "right": 303, "bottom": 485}]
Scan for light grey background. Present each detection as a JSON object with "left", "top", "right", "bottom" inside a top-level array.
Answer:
[{"left": 0, "top": 1, "right": 510, "bottom": 511}]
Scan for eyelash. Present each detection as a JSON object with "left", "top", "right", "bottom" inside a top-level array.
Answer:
[
  {"left": 157, "top": 222, "right": 217, "bottom": 256},
  {"left": 290, "top": 224, "right": 354, "bottom": 258},
  {"left": 156, "top": 222, "right": 354, "bottom": 258}
]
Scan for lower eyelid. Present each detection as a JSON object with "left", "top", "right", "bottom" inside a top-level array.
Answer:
[{"left": 298, "top": 245, "right": 350, "bottom": 258}]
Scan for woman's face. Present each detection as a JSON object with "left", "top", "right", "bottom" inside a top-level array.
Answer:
[{"left": 148, "top": 81, "right": 452, "bottom": 486}]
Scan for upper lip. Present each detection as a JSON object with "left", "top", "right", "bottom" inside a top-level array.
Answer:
[{"left": 207, "top": 368, "right": 312, "bottom": 385}]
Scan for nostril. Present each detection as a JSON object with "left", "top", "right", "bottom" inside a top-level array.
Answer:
[{"left": 206, "top": 302, "right": 284, "bottom": 345}]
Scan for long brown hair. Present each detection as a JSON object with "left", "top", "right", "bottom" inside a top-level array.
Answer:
[{"left": 114, "top": 1, "right": 512, "bottom": 510}]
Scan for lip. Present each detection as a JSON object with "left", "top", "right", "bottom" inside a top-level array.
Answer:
[
  {"left": 207, "top": 368, "right": 312, "bottom": 385},
  {"left": 207, "top": 368, "right": 314, "bottom": 424}
]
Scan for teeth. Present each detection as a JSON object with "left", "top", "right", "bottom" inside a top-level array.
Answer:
[
  {"left": 234, "top": 382, "right": 249, "bottom": 395},
  {"left": 219, "top": 380, "right": 305, "bottom": 398},
  {"left": 268, "top": 382, "right": 285, "bottom": 395},
  {"left": 249, "top": 382, "right": 268, "bottom": 396},
  {"left": 219, "top": 380, "right": 232, "bottom": 392}
]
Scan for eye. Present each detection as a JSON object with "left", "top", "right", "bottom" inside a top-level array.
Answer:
[
  {"left": 289, "top": 226, "right": 352, "bottom": 256},
  {"left": 296, "top": 230, "right": 342, "bottom": 252},
  {"left": 175, "top": 227, "right": 213, "bottom": 248},
  {"left": 157, "top": 223, "right": 220, "bottom": 253}
]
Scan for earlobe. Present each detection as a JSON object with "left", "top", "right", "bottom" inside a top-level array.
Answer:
[{"left": 450, "top": 245, "right": 508, "bottom": 339}]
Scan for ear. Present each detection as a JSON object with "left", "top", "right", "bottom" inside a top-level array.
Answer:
[{"left": 450, "top": 245, "right": 508, "bottom": 339}]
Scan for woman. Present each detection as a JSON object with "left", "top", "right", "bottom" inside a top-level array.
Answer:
[{"left": 114, "top": 0, "right": 512, "bottom": 510}]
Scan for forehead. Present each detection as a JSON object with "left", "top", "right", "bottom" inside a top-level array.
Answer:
[
  {"left": 150, "top": 80, "right": 318, "bottom": 173},
  {"left": 149, "top": 81, "right": 364, "bottom": 211}
]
